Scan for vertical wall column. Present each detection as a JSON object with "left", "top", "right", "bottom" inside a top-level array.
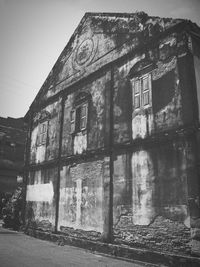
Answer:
[
  {"left": 55, "top": 96, "right": 65, "bottom": 233},
  {"left": 182, "top": 52, "right": 200, "bottom": 256},
  {"left": 188, "top": 133, "right": 200, "bottom": 256},
  {"left": 108, "top": 66, "right": 114, "bottom": 243}
]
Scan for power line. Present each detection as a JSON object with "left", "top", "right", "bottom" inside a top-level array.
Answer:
[
  {"left": 0, "top": 73, "right": 41, "bottom": 89},
  {"left": 0, "top": 85, "right": 29, "bottom": 97},
  {"left": 0, "top": 80, "right": 37, "bottom": 92}
]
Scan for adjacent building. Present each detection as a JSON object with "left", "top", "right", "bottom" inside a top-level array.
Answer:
[
  {"left": 24, "top": 12, "right": 200, "bottom": 256},
  {"left": 0, "top": 117, "right": 27, "bottom": 198}
]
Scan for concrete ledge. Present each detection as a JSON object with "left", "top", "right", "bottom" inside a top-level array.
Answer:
[{"left": 25, "top": 228, "right": 200, "bottom": 267}]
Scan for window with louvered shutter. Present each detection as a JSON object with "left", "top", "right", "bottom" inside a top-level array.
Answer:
[
  {"left": 132, "top": 73, "right": 152, "bottom": 110},
  {"left": 37, "top": 121, "right": 48, "bottom": 146}
]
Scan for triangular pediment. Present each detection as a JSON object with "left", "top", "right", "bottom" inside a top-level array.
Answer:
[{"left": 32, "top": 12, "right": 186, "bottom": 107}]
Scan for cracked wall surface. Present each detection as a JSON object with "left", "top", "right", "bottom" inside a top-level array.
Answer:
[{"left": 30, "top": 99, "right": 61, "bottom": 164}]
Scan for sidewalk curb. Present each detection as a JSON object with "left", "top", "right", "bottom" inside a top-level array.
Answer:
[{"left": 25, "top": 228, "right": 200, "bottom": 267}]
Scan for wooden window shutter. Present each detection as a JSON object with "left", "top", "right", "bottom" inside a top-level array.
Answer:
[
  {"left": 70, "top": 109, "right": 76, "bottom": 133},
  {"left": 80, "top": 103, "right": 88, "bottom": 130},
  {"left": 37, "top": 121, "right": 48, "bottom": 146},
  {"left": 133, "top": 79, "right": 141, "bottom": 109},
  {"left": 142, "top": 74, "right": 151, "bottom": 107}
]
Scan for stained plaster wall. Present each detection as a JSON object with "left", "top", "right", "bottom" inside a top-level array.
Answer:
[
  {"left": 30, "top": 99, "right": 61, "bottom": 164},
  {"left": 194, "top": 56, "right": 200, "bottom": 119},
  {"left": 25, "top": 167, "right": 58, "bottom": 231},
  {"left": 62, "top": 72, "right": 110, "bottom": 156},
  {"left": 111, "top": 31, "right": 198, "bottom": 255},
  {"left": 113, "top": 32, "right": 192, "bottom": 144},
  {"left": 193, "top": 36, "right": 200, "bottom": 121},
  {"left": 33, "top": 13, "right": 183, "bottom": 106},
  {"left": 58, "top": 157, "right": 110, "bottom": 240},
  {"left": 25, "top": 12, "right": 200, "bottom": 256},
  {"left": 188, "top": 35, "right": 200, "bottom": 256},
  {"left": 113, "top": 139, "right": 195, "bottom": 254}
]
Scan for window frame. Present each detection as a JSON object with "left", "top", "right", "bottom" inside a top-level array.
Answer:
[
  {"left": 80, "top": 103, "right": 88, "bottom": 131},
  {"left": 37, "top": 120, "right": 48, "bottom": 146},
  {"left": 70, "top": 109, "right": 76, "bottom": 134},
  {"left": 70, "top": 101, "right": 88, "bottom": 134},
  {"left": 132, "top": 72, "right": 152, "bottom": 111}
]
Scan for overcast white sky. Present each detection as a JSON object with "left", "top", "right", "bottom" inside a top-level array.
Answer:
[{"left": 0, "top": 0, "right": 200, "bottom": 118}]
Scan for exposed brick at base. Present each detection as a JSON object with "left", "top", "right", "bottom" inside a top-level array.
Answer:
[
  {"left": 25, "top": 228, "right": 200, "bottom": 267},
  {"left": 114, "top": 216, "right": 191, "bottom": 255},
  {"left": 59, "top": 226, "right": 102, "bottom": 241}
]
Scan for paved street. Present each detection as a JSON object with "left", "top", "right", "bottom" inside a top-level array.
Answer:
[{"left": 0, "top": 225, "right": 155, "bottom": 267}]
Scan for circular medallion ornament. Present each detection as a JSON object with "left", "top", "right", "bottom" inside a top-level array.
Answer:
[
  {"left": 75, "top": 38, "right": 94, "bottom": 66},
  {"left": 73, "top": 36, "right": 98, "bottom": 71}
]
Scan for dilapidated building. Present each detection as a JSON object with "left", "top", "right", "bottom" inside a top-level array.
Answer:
[{"left": 24, "top": 12, "right": 200, "bottom": 257}]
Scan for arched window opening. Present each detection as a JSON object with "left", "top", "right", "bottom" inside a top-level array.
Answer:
[
  {"left": 36, "top": 110, "right": 50, "bottom": 146},
  {"left": 129, "top": 59, "right": 155, "bottom": 111},
  {"left": 70, "top": 92, "right": 90, "bottom": 134}
]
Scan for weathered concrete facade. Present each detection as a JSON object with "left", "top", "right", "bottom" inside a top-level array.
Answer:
[{"left": 24, "top": 12, "right": 200, "bottom": 257}]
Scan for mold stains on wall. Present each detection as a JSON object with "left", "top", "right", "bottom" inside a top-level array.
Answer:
[
  {"left": 25, "top": 167, "right": 57, "bottom": 231},
  {"left": 114, "top": 56, "right": 145, "bottom": 143},
  {"left": 178, "top": 56, "right": 197, "bottom": 127},
  {"left": 113, "top": 151, "right": 156, "bottom": 227},
  {"left": 35, "top": 12, "right": 184, "bottom": 103},
  {"left": 156, "top": 141, "right": 189, "bottom": 223},
  {"left": 58, "top": 160, "right": 107, "bottom": 233},
  {"left": 30, "top": 100, "right": 61, "bottom": 164},
  {"left": 194, "top": 55, "right": 200, "bottom": 120},
  {"left": 130, "top": 47, "right": 183, "bottom": 141},
  {"left": 61, "top": 72, "right": 110, "bottom": 156},
  {"left": 159, "top": 35, "right": 177, "bottom": 61},
  {"left": 113, "top": 139, "right": 192, "bottom": 253},
  {"left": 113, "top": 34, "right": 186, "bottom": 143},
  {"left": 189, "top": 39, "right": 200, "bottom": 255},
  {"left": 132, "top": 113, "right": 154, "bottom": 139},
  {"left": 25, "top": 12, "right": 200, "bottom": 257},
  {"left": 113, "top": 154, "right": 132, "bottom": 229},
  {"left": 131, "top": 150, "right": 155, "bottom": 225},
  {"left": 61, "top": 95, "right": 74, "bottom": 156},
  {"left": 88, "top": 74, "right": 108, "bottom": 150},
  {"left": 152, "top": 69, "right": 176, "bottom": 113},
  {"left": 73, "top": 132, "right": 87, "bottom": 154},
  {"left": 29, "top": 126, "right": 45, "bottom": 163},
  {"left": 152, "top": 58, "right": 183, "bottom": 131}
]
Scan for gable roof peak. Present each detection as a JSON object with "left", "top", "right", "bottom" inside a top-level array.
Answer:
[
  {"left": 84, "top": 11, "right": 148, "bottom": 18},
  {"left": 82, "top": 11, "right": 149, "bottom": 24}
]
